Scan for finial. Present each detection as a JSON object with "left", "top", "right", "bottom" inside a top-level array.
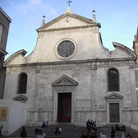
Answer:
[
  {"left": 41, "top": 15, "right": 45, "bottom": 27},
  {"left": 92, "top": 10, "right": 96, "bottom": 22},
  {"left": 136, "top": 26, "right": 138, "bottom": 36},
  {"left": 67, "top": 0, "right": 72, "bottom": 7},
  {"left": 134, "top": 26, "right": 138, "bottom": 42},
  {"left": 135, "top": 26, "right": 138, "bottom": 41},
  {"left": 92, "top": 10, "right": 95, "bottom": 13}
]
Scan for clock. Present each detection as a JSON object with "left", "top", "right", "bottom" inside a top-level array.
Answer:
[{"left": 57, "top": 40, "right": 75, "bottom": 58}]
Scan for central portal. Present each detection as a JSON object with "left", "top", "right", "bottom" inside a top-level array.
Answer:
[{"left": 57, "top": 93, "right": 71, "bottom": 123}]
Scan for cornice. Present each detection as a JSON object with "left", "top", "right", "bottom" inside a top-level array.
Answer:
[
  {"left": 37, "top": 12, "right": 100, "bottom": 32},
  {"left": 37, "top": 24, "right": 100, "bottom": 33},
  {"left": 5, "top": 57, "right": 135, "bottom": 68}
]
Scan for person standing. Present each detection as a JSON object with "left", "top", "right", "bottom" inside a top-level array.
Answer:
[
  {"left": 20, "top": 127, "right": 27, "bottom": 138},
  {"left": 111, "top": 126, "right": 115, "bottom": 138},
  {"left": 0, "top": 126, "right": 3, "bottom": 138},
  {"left": 54, "top": 127, "right": 59, "bottom": 135}
]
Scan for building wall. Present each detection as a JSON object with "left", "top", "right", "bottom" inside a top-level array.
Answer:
[
  {"left": 0, "top": 8, "right": 11, "bottom": 99},
  {"left": 4, "top": 59, "right": 137, "bottom": 126},
  {"left": 0, "top": 100, "right": 27, "bottom": 135}
]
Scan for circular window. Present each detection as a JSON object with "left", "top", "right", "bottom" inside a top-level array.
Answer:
[{"left": 57, "top": 40, "right": 75, "bottom": 58}]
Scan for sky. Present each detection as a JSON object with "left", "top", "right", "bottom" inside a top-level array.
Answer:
[{"left": 1, "top": 0, "right": 138, "bottom": 59}]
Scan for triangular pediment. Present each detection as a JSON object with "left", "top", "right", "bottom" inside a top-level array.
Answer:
[
  {"left": 37, "top": 12, "right": 100, "bottom": 32},
  {"left": 13, "top": 95, "right": 28, "bottom": 103},
  {"left": 105, "top": 93, "right": 123, "bottom": 99},
  {"left": 52, "top": 75, "right": 78, "bottom": 86}
]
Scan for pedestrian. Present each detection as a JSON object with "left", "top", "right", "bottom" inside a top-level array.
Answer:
[
  {"left": 46, "top": 121, "right": 49, "bottom": 127},
  {"left": 127, "top": 133, "right": 133, "bottom": 138},
  {"left": 110, "top": 126, "right": 115, "bottom": 138},
  {"left": 35, "top": 129, "right": 45, "bottom": 138},
  {"left": 40, "top": 130, "right": 46, "bottom": 138},
  {"left": 0, "top": 126, "right": 3, "bottom": 138},
  {"left": 20, "top": 127, "right": 27, "bottom": 138},
  {"left": 54, "top": 127, "right": 59, "bottom": 135},
  {"left": 58, "top": 127, "right": 62, "bottom": 135},
  {"left": 42, "top": 121, "right": 46, "bottom": 128},
  {"left": 81, "top": 132, "right": 87, "bottom": 138}
]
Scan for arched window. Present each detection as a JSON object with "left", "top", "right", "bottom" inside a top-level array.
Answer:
[
  {"left": 108, "top": 68, "right": 119, "bottom": 91},
  {"left": 18, "top": 73, "right": 27, "bottom": 94}
]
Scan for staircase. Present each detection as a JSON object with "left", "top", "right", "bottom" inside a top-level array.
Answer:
[
  {"left": 6, "top": 123, "right": 87, "bottom": 138},
  {"left": 4, "top": 123, "right": 138, "bottom": 138},
  {"left": 97, "top": 124, "right": 138, "bottom": 138}
]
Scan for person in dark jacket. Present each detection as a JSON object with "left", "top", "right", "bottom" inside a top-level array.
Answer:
[
  {"left": 111, "top": 126, "right": 115, "bottom": 138},
  {"left": 81, "top": 132, "right": 87, "bottom": 138},
  {"left": 20, "top": 127, "right": 27, "bottom": 138},
  {"left": 0, "top": 126, "right": 3, "bottom": 138}
]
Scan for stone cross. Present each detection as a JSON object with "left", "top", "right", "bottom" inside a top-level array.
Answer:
[{"left": 67, "top": 0, "right": 72, "bottom": 6}]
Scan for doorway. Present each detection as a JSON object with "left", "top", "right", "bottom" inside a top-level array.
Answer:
[
  {"left": 109, "top": 103, "right": 120, "bottom": 123},
  {"left": 57, "top": 93, "right": 71, "bottom": 123}
]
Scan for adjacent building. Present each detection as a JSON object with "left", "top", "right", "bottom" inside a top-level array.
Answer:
[
  {"left": 0, "top": 8, "right": 11, "bottom": 99},
  {"left": 133, "top": 28, "right": 138, "bottom": 112}
]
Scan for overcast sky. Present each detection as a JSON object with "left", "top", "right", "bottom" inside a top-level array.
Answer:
[{"left": 1, "top": 0, "right": 138, "bottom": 59}]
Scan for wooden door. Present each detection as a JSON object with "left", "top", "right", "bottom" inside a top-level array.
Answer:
[
  {"left": 57, "top": 93, "right": 71, "bottom": 122},
  {"left": 109, "top": 103, "right": 120, "bottom": 123},
  {"left": 61, "top": 99, "right": 71, "bottom": 122}
]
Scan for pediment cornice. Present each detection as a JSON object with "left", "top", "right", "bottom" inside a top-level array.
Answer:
[
  {"left": 4, "top": 49, "right": 27, "bottom": 66},
  {"left": 113, "top": 42, "right": 136, "bottom": 58},
  {"left": 37, "top": 13, "right": 100, "bottom": 32},
  {"left": 105, "top": 93, "right": 123, "bottom": 99},
  {"left": 13, "top": 95, "right": 28, "bottom": 103},
  {"left": 52, "top": 75, "right": 78, "bottom": 87}
]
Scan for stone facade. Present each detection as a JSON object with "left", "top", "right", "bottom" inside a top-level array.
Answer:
[
  {"left": 2, "top": 7, "right": 138, "bottom": 133},
  {"left": 0, "top": 8, "right": 11, "bottom": 99}
]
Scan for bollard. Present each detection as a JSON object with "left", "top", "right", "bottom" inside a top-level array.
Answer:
[
  {"left": 100, "top": 133, "right": 107, "bottom": 138},
  {"left": 122, "top": 133, "right": 124, "bottom": 138},
  {"left": 101, "top": 135, "right": 106, "bottom": 138},
  {"left": 100, "top": 133, "right": 102, "bottom": 138}
]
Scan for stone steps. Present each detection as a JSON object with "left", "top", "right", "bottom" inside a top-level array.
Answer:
[
  {"left": 9, "top": 123, "right": 87, "bottom": 138},
  {"left": 97, "top": 124, "right": 138, "bottom": 138},
  {"left": 4, "top": 123, "right": 138, "bottom": 138}
]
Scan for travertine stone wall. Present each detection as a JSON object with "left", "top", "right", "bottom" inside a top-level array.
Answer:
[{"left": 4, "top": 60, "right": 138, "bottom": 126}]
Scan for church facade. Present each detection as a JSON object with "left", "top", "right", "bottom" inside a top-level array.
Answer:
[{"left": 2, "top": 7, "right": 138, "bottom": 132}]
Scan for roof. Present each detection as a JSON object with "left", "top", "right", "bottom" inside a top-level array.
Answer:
[{"left": 0, "top": 7, "right": 11, "bottom": 22}]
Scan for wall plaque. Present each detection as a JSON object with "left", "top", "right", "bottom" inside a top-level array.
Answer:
[{"left": 0, "top": 107, "right": 8, "bottom": 121}]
